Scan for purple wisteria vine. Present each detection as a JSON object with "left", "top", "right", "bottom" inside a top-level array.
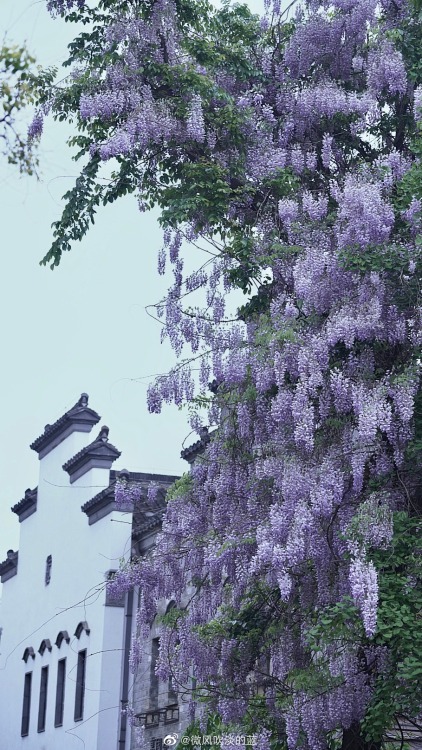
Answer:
[{"left": 40, "top": 0, "right": 422, "bottom": 747}]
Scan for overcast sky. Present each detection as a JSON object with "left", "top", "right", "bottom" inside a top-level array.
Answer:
[{"left": 0, "top": 0, "right": 267, "bottom": 563}]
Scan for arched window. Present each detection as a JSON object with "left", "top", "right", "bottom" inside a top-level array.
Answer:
[
  {"left": 22, "top": 647, "right": 35, "bottom": 663},
  {"left": 55, "top": 630, "right": 70, "bottom": 648},
  {"left": 74, "top": 621, "right": 90, "bottom": 639},
  {"left": 38, "top": 639, "right": 52, "bottom": 656}
]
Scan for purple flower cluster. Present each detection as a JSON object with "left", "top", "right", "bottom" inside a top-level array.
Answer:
[
  {"left": 186, "top": 95, "right": 206, "bottom": 143},
  {"left": 302, "top": 191, "right": 328, "bottom": 220},
  {"left": 46, "top": 0, "right": 84, "bottom": 15},
  {"left": 278, "top": 199, "right": 299, "bottom": 223},
  {"left": 28, "top": 111, "right": 44, "bottom": 140},
  {"left": 367, "top": 42, "right": 407, "bottom": 96},
  {"left": 44, "top": 0, "right": 422, "bottom": 743},
  {"left": 336, "top": 175, "right": 394, "bottom": 249},
  {"left": 349, "top": 556, "right": 379, "bottom": 636},
  {"left": 414, "top": 85, "right": 422, "bottom": 120}
]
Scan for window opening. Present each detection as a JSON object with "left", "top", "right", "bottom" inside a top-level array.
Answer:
[
  {"left": 55, "top": 658, "right": 66, "bottom": 727},
  {"left": 37, "top": 666, "right": 48, "bottom": 732},
  {"left": 149, "top": 637, "right": 160, "bottom": 709},
  {"left": 21, "top": 672, "right": 32, "bottom": 737},
  {"left": 45, "top": 555, "right": 52, "bottom": 585},
  {"left": 74, "top": 650, "right": 86, "bottom": 721}
]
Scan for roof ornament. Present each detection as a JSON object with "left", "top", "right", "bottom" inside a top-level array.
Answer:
[
  {"left": 78, "top": 393, "right": 89, "bottom": 407},
  {"left": 31, "top": 392, "right": 100, "bottom": 457},
  {"left": 98, "top": 426, "right": 109, "bottom": 442}
]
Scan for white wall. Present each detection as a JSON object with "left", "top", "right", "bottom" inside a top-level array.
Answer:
[{"left": 0, "top": 430, "right": 132, "bottom": 750}]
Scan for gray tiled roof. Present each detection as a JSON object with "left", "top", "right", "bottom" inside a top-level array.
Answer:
[
  {"left": 30, "top": 393, "right": 100, "bottom": 457},
  {"left": 81, "top": 483, "right": 115, "bottom": 515},
  {"left": 62, "top": 426, "right": 124, "bottom": 485},
  {"left": 110, "top": 470, "right": 180, "bottom": 485},
  {"left": 132, "top": 512, "right": 163, "bottom": 538},
  {"left": 11, "top": 487, "right": 38, "bottom": 521},
  {"left": 81, "top": 469, "right": 180, "bottom": 526},
  {"left": 180, "top": 427, "right": 210, "bottom": 463},
  {"left": 0, "top": 549, "right": 18, "bottom": 583}
]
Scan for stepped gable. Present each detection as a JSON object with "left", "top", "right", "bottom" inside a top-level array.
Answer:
[
  {"left": 180, "top": 426, "right": 211, "bottom": 464},
  {"left": 30, "top": 393, "right": 101, "bottom": 458},
  {"left": 131, "top": 486, "right": 167, "bottom": 541},
  {"left": 11, "top": 487, "right": 38, "bottom": 522},
  {"left": 0, "top": 549, "right": 18, "bottom": 583},
  {"left": 81, "top": 469, "right": 179, "bottom": 526},
  {"left": 63, "top": 426, "right": 121, "bottom": 483},
  {"left": 131, "top": 510, "right": 163, "bottom": 540}
]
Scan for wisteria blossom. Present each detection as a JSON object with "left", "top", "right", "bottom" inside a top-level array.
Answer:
[
  {"left": 42, "top": 0, "right": 422, "bottom": 747},
  {"left": 349, "top": 556, "right": 379, "bottom": 637}
]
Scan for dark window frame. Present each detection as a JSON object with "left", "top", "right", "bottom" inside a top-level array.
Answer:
[
  {"left": 54, "top": 658, "right": 66, "bottom": 727},
  {"left": 74, "top": 649, "right": 86, "bottom": 722},
  {"left": 21, "top": 671, "right": 32, "bottom": 737},
  {"left": 145, "top": 709, "right": 160, "bottom": 727},
  {"left": 37, "top": 665, "right": 49, "bottom": 733},
  {"left": 165, "top": 602, "right": 178, "bottom": 705},
  {"left": 168, "top": 673, "right": 177, "bottom": 705},
  {"left": 164, "top": 704, "right": 179, "bottom": 724},
  {"left": 45, "top": 555, "right": 52, "bottom": 585},
  {"left": 149, "top": 637, "right": 160, "bottom": 709}
]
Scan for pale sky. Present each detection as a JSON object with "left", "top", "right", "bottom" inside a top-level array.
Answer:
[{"left": 0, "top": 0, "right": 265, "bottom": 563}]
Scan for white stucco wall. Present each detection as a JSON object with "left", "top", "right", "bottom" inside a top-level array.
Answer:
[{"left": 0, "top": 429, "right": 132, "bottom": 750}]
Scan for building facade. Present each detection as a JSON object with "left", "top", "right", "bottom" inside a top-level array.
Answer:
[
  {"left": 129, "top": 505, "right": 194, "bottom": 750},
  {"left": 122, "top": 431, "right": 211, "bottom": 750},
  {"left": 2, "top": 395, "right": 419, "bottom": 749},
  {"left": 0, "top": 394, "right": 180, "bottom": 750}
]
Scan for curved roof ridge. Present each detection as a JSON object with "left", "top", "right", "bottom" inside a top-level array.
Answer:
[
  {"left": 63, "top": 426, "right": 121, "bottom": 484},
  {"left": 30, "top": 393, "right": 101, "bottom": 458}
]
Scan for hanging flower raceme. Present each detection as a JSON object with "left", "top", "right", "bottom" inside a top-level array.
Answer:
[
  {"left": 41, "top": 0, "right": 422, "bottom": 745},
  {"left": 349, "top": 554, "right": 379, "bottom": 637},
  {"left": 186, "top": 95, "right": 206, "bottom": 143}
]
